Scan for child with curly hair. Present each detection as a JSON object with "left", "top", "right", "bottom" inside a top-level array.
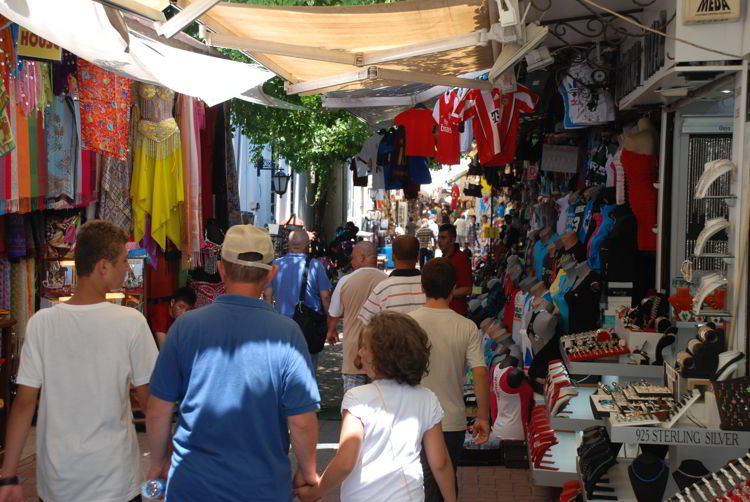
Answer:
[{"left": 296, "top": 311, "right": 456, "bottom": 502}]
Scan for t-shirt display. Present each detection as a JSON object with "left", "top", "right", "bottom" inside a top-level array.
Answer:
[
  {"left": 458, "top": 84, "right": 538, "bottom": 166},
  {"left": 18, "top": 302, "right": 158, "bottom": 502},
  {"left": 489, "top": 367, "right": 533, "bottom": 441},
  {"left": 432, "top": 90, "right": 461, "bottom": 165},
  {"left": 393, "top": 108, "right": 436, "bottom": 157},
  {"left": 341, "top": 380, "right": 443, "bottom": 502},
  {"left": 622, "top": 149, "right": 658, "bottom": 251},
  {"left": 356, "top": 133, "right": 384, "bottom": 177}
]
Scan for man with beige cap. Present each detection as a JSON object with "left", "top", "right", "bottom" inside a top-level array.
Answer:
[{"left": 147, "top": 225, "right": 321, "bottom": 502}]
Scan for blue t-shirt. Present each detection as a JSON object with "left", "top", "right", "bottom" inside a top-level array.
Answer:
[
  {"left": 270, "top": 253, "right": 331, "bottom": 317},
  {"left": 150, "top": 295, "right": 321, "bottom": 502},
  {"left": 534, "top": 234, "right": 559, "bottom": 282}
]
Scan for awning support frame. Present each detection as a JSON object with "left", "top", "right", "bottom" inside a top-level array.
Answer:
[
  {"left": 156, "top": 0, "right": 221, "bottom": 38},
  {"left": 286, "top": 66, "right": 491, "bottom": 95}
]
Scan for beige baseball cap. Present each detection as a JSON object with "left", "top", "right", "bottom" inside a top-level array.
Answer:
[{"left": 221, "top": 225, "right": 274, "bottom": 270}]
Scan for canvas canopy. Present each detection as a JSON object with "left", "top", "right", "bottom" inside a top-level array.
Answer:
[
  {"left": 0, "top": 0, "right": 278, "bottom": 107},
  {"left": 175, "top": 0, "right": 495, "bottom": 93}
]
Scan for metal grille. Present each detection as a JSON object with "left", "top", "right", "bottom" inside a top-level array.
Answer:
[{"left": 684, "top": 134, "right": 732, "bottom": 272}]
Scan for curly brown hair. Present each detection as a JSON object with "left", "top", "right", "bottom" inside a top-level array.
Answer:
[{"left": 362, "top": 311, "right": 431, "bottom": 386}]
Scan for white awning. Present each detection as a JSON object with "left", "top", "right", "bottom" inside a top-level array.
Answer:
[{"left": 0, "top": 0, "right": 276, "bottom": 107}]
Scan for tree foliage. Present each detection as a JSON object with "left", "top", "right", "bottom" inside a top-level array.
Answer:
[{"left": 226, "top": 0, "right": 391, "bottom": 208}]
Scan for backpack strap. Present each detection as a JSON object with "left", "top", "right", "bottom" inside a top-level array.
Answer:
[{"left": 298, "top": 255, "right": 312, "bottom": 306}]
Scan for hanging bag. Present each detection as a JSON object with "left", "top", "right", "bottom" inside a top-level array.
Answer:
[{"left": 293, "top": 255, "right": 328, "bottom": 354}]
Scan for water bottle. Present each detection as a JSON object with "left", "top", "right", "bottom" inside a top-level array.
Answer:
[{"left": 141, "top": 479, "right": 166, "bottom": 499}]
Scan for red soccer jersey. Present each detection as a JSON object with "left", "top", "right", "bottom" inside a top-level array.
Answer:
[
  {"left": 432, "top": 91, "right": 461, "bottom": 165},
  {"left": 457, "top": 85, "right": 538, "bottom": 165},
  {"left": 393, "top": 108, "right": 436, "bottom": 157}
]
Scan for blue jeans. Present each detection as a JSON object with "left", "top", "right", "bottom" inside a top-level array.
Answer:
[
  {"left": 342, "top": 374, "right": 370, "bottom": 395},
  {"left": 310, "top": 352, "right": 319, "bottom": 379},
  {"left": 419, "top": 248, "right": 434, "bottom": 268}
]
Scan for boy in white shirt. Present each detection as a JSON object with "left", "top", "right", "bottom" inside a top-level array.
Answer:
[{"left": 0, "top": 220, "right": 158, "bottom": 502}]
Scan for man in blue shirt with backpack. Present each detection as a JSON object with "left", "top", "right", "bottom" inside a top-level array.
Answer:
[{"left": 147, "top": 225, "right": 320, "bottom": 502}]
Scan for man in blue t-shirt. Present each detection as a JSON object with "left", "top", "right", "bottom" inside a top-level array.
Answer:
[
  {"left": 263, "top": 230, "right": 331, "bottom": 375},
  {"left": 147, "top": 225, "right": 321, "bottom": 502}
]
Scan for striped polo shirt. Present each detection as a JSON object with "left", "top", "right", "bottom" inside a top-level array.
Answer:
[{"left": 357, "top": 269, "right": 426, "bottom": 325}]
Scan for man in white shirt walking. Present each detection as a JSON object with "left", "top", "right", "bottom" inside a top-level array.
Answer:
[
  {"left": 0, "top": 221, "right": 158, "bottom": 502},
  {"left": 408, "top": 258, "right": 490, "bottom": 502},
  {"left": 327, "top": 241, "right": 387, "bottom": 394},
  {"left": 358, "top": 235, "right": 425, "bottom": 324}
]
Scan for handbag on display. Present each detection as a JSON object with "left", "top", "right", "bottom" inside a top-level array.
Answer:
[{"left": 293, "top": 255, "right": 327, "bottom": 354}]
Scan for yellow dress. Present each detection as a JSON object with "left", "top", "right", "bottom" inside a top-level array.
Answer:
[{"left": 130, "top": 84, "right": 183, "bottom": 251}]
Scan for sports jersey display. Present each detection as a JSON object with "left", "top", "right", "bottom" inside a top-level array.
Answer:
[
  {"left": 393, "top": 108, "right": 436, "bottom": 157},
  {"left": 432, "top": 90, "right": 461, "bottom": 165},
  {"left": 457, "top": 84, "right": 538, "bottom": 165}
]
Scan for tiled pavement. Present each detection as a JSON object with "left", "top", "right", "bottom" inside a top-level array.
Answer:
[{"left": 15, "top": 341, "right": 560, "bottom": 502}]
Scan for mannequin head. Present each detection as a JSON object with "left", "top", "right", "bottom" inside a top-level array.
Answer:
[
  {"left": 562, "top": 231, "right": 578, "bottom": 250},
  {"left": 560, "top": 254, "right": 576, "bottom": 273},
  {"left": 530, "top": 281, "right": 547, "bottom": 299}
]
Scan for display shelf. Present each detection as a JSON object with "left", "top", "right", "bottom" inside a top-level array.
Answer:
[
  {"left": 530, "top": 431, "right": 580, "bottom": 487},
  {"left": 605, "top": 404, "right": 750, "bottom": 448},
  {"left": 694, "top": 309, "right": 732, "bottom": 318},
  {"left": 560, "top": 342, "right": 667, "bottom": 379},
  {"left": 549, "top": 387, "right": 602, "bottom": 430},
  {"left": 580, "top": 461, "right": 637, "bottom": 502}
]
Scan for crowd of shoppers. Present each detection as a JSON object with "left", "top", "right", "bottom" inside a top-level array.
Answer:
[{"left": 0, "top": 219, "right": 488, "bottom": 502}]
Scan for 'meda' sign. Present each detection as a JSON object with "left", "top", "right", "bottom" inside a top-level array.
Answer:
[
  {"left": 18, "top": 28, "right": 62, "bottom": 62},
  {"left": 683, "top": 0, "right": 741, "bottom": 24}
]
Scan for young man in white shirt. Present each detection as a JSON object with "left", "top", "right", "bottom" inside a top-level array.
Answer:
[
  {"left": 0, "top": 221, "right": 159, "bottom": 502},
  {"left": 408, "top": 258, "right": 490, "bottom": 502}
]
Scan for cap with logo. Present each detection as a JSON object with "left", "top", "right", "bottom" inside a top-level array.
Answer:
[{"left": 221, "top": 225, "right": 274, "bottom": 270}]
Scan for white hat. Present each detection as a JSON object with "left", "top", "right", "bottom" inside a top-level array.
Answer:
[{"left": 221, "top": 225, "right": 274, "bottom": 270}]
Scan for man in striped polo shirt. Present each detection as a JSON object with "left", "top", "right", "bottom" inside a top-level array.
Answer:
[{"left": 358, "top": 235, "right": 425, "bottom": 324}]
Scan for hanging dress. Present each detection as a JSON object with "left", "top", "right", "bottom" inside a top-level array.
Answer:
[{"left": 131, "top": 83, "right": 183, "bottom": 251}]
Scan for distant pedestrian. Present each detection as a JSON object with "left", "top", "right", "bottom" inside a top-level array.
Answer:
[
  {"left": 416, "top": 220, "right": 436, "bottom": 268},
  {"left": 296, "top": 312, "right": 457, "bottom": 502},
  {"left": 358, "top": 235, "right": 425, "bottom": 324},
  {"left": 327, "top": 241, "right": 387, "bottom": 394},
  {"left": 147, "top": 225, "right": 320, "bottom": 501},
  {"left": 437, "top": 224, "right": 473, "bottom": 315},
  {"left": 264, "top": 230, "right": 332, "bottom": 376},
  {"left": 454, "top": 215, "right": 467, "bottom": 249},
  {"left": 466, "top": 214, "right": 478, "bottom": 251},
  {"left": 406, "top": 217, "right": 418, "bottom": 236},
  {"left": 151, "top": 286, "right": 197, "bottom": 348}
]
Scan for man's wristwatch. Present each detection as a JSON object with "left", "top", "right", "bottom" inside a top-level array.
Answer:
[{"left": 0, "top": 476, "right": 19, "bottom": 486}]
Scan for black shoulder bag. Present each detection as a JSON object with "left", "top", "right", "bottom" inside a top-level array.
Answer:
[{"left": 293, "top": 256, "right": 327, "bottom": 354}]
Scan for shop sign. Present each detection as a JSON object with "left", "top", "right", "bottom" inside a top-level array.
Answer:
[
  {"left": 682, "top": 0, "right": 741, "bottom": 24},
  {"left": 631, "top": 427, "right": 741, "bottom": 446},
  {"left": 18, "top": 28, "right": 62, "bottom": 62},
  {"left": 540, "top": 145, "right": 579, "bottom": 174}
]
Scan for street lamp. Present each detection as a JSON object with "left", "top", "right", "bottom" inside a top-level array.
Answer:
[{"left": 255, "top": 158, "right": 291, "bottom": 196}]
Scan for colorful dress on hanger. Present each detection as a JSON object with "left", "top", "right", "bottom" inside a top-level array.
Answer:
[{"left": 131, "top": 83, "right": 184, "bottom": 252}]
